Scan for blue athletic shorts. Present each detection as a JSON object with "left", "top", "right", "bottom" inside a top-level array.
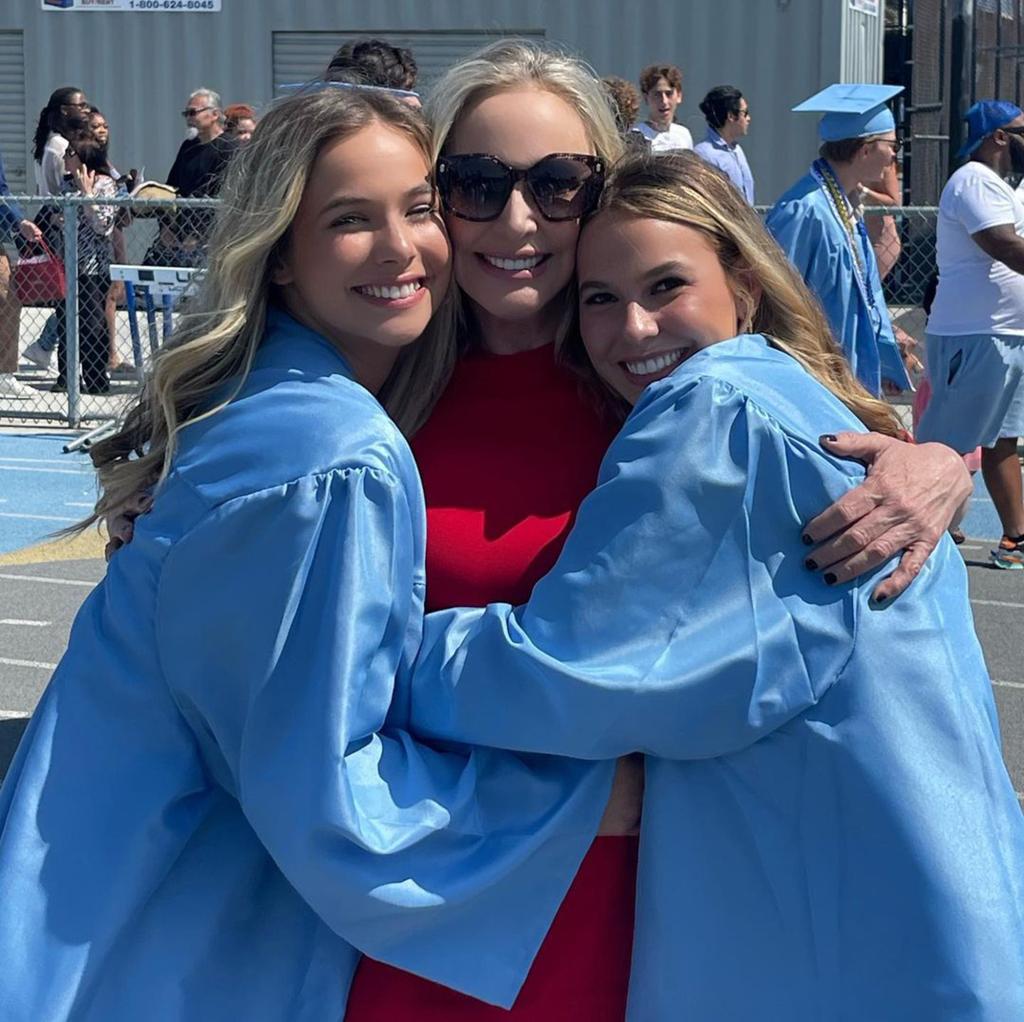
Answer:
[{"left": 916, "top": 332, "right": 1024, "bottom": 452}]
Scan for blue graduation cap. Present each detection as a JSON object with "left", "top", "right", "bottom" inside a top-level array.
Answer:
[{"left": 793, "top": 84, "right": 903, "bottom": 141}]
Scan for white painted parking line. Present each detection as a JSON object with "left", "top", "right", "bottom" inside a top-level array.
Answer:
[
  {"left": 994, "top": 679, "right": 1024, "bottom": 691},
  {"left": 0, "top": 709, "right": 29, "bottom": 720},
  {"left": 0, "top": 512, "right": 77, "bottom": 523},
  {"left": 0, "top": 465, "right": 90, "bottom": 476},
  {"left": 0, "top": 457, "right": 82, "bottom": 465},
  {"left": 0, "top": 572, "right": 95, "bottom": 588},
  {"left": 0, "top": 619, "right": 50, "bottom": 627},
  {"left": 0, "top": 657, "right": 57, "bottom": 671},
  {"left": 972, "top": 598, "right": 1024, "bottom": 610}
]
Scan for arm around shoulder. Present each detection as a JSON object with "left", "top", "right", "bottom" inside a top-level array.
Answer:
[{"left": 410, "top": 374, "right": 856, "bottom": 761}]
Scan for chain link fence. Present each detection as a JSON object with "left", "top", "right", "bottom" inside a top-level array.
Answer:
[
  {"left": 0, "top": 195, "right": 214, "bottom": 429},
  {"left": 1, "top": 198, "right": 942, "bottom": 429}
]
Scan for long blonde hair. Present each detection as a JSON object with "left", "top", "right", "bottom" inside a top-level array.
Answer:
[
  {"left": 81, "top": 88, "right": 456, "bottom": 531},
  {"left": 424, "top": 39, "right": 625, "bottom": 354},
  {"left": 569, "top": 151, "right": 902, "bottom": 436}
]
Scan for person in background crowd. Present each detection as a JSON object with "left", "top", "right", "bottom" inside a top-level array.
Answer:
[
  {"left": 0, "top": 148, "right": 44, "bottom": 399},
  {"left": 632, "top": 64, "right": 692, "bottom": 152},
  {"left": 56, "top": 133, "right": 117, "bottom": 395},
  {"left": 87, "top": 104, "right": 134, "bottom": 376},
  {"left": 325, "top": 37, "right": 420, "bottom": 105},
  {"left": 917, "top": 100, "right": 1024, "bottom": 569},
  {"left": 153, "top": 88, "right": 238, "bottom": 266},
  {"left": 22, "top": 86, "right": 90, "bottom": 372},
  {"left": 767, "top": 84, "right": 912, "bottom": 397},
  {"left": 223, "top": 103, "right": 256, "bottom": 143},
  {"left": 32, "top": 86, "right": 90, "bottom": 199},
  {"left": 693, "top": 85, "right": 754, "bottom": 202},
  {"left": 601, "top": 76, "right": 641, "bottom": 139}
]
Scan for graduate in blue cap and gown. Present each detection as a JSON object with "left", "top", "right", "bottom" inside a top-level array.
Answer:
[
  {"left": 766, "top": 84, "right": 913, "bottom": 396},
  {"left": 404, "top": 152, "right": 1024, "bottom": 1021}
]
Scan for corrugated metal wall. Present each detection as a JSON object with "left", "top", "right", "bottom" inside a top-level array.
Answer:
[{"left": 2, "top": 1, "right": 886, "bottom": 205}]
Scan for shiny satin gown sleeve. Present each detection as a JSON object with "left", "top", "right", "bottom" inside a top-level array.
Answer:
[
  {"left": 407, "top": 372, "right": 859, "bottom": 760},
  {"left": 766, "top": 195, "right": 911, "bottom": 393},
  {"left": 155, "top": 465, "right": 613, "bottom": 1004}
]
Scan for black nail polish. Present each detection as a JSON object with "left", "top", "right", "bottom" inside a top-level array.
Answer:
[
  {"left": 819, "top": 433, "right": 838, "bottom": 444},
  {"left": 824, "top": 572, "right": 837, "bottom": 585},
  {"left": 801, "top": 533, "right": 814, "bottom": 546},
  {"left": 805, "top": 558, "right": 818, "bottom": 571}
]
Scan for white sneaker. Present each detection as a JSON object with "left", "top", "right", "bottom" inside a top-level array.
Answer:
[
  {"left": 0, "top": 373, "right": 36, "bottom": 399},
  {"left": 22, "top": 340, "right": 54, "bottom": 370}
]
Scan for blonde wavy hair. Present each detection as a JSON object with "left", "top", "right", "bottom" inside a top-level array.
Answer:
[
  {"left": 423, "top": 39, "right": 625, "bottom": 354},
  {"left": 567, "top": 151, "right": 902, "bottom": 436},
  {"left": 79, "top": 87, "right": 456, "bottom": 532}
]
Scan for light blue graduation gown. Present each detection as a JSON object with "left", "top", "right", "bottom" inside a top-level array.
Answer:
[
  {"left": 0, "top": 307, "right": 614, "bottom": 1021},
  {"left": 767, "top": 170, "right": 912, "bottom": 396},
  {"left": 407, "top": 335, "right": 1024, "bottom": 1021}
]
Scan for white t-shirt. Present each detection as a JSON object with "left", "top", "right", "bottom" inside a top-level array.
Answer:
[
  {"left": 632, "top": 121, "right": 694, "bottom": 153},
  {"left": 928, "top": 161, "right": 1024, "bottom": 336},
  {"left": 33, "top": 132, "right": 68, "bottom": 196}
]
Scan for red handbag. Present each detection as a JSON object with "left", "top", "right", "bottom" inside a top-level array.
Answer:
[{"left": 13, "top": 238, "right": 66, "bottom": 305}]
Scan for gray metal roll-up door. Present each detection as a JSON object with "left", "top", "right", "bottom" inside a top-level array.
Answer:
[
  {"left": 272, "top": 29, "right": 544, "bottom": 98},
  {"left": 0, "top": 31, "right": 27, "bottom": 192}
]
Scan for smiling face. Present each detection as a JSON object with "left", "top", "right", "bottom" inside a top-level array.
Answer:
[
  {"left": 89, "top": 114, "right": 109, "bottom": 147},
  {"left": 273, "top": 122, "right": 451, "bottom": 393},
  {"left": 578, "top": 212, "right": 747, "bottom": 405},
  {"left": 444, "top": 86, "right": 594, "bottom": 338}
]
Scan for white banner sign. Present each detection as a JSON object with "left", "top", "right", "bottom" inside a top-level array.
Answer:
[
  {"left": 849, "top": 0, "right": 880, "bottom": 14},
  {"left": 43, "top": 0, "right": 220, "bottom": 11}
]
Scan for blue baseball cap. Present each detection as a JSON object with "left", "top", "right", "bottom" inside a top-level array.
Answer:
[
  {"left": 793, "top": 84, "right": 903, "bottom": 142},
  {"left": 958, "top": 100, "right": 1024, "bottom": 159}
]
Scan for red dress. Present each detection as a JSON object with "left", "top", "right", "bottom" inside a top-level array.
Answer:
[{"left": 345, "top": 343, "right": 638, "bottom": 1021}]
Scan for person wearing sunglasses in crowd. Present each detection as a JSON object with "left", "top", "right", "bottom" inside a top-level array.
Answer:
[
  {"left": 403, "top": 149, "right": 1024, "bottom": 1022},
  {"left": 767, "top": 84, "right": 913, "bottom": 398},
  {"left": 342, "top": 41, "right": 975, "bottom": 1022},
  {"left": 101, "top": 42, "right": 973, "bottom": 1021},
  {"left": 0, "top": 86, "right": 622, "bottom": 1022},
  {"left": 223, "top": 102, "right": 257, "bottom": 143},
  {"left": 918, "top": 100, "right": 1024, "bottom": 570},
  {"left": 21, "top": 86, "right": 91, "bottom": 373},
  {"left": 693, "top": 84, "right": 754, "bottom": 203},
  {"left": 150, "top": 88, "right": 239, "bottom": 267},
  {"left": 56, "top": 133, "right": 118, "bottom": 395}
]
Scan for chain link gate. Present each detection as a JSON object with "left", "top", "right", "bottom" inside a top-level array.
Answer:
[{"left": 0, "top": 195, "right": 215, "bottom": 430}]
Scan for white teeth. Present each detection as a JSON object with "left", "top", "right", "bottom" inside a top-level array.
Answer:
[
  {"left": 483, "top": 254, "right": 544, "bottom": 271},
  {"left": 356, "top": 282, "right": 422, "bottom": 299},
  {"left": 624, "top": 349, "right": 687, "bottom": 375}
]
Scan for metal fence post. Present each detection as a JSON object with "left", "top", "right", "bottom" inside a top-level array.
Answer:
[{"left": 63, "top": 198, "right": 80, "bottom": 428}]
